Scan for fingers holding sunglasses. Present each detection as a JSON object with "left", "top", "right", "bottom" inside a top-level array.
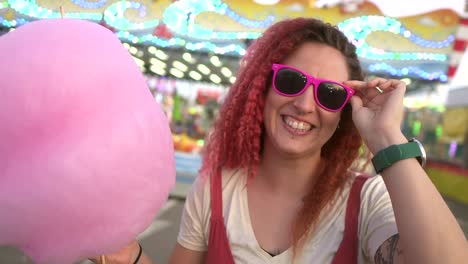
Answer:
[
  {"left": 366, "top": 78, "right": 405, "bottom": 94},
  {"left": 344, "top": 78, "right": 407, "bottom": 152},
  {"left": 345, "top": 78, "right": 389, "bottom": 96},
  {"left": 365, "top": 78, "right": 407, "bottom": 110},
  {"left": 345, "top": 78, "right": 406, "bottom": 111},
  {"left": 344, "top": 80, "right": 380, "bottom": 107},
  {"left": 344, "top": 78, "right": 404, "bottom": 106}
]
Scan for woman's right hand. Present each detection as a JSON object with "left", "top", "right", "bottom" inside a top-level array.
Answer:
[{"left": 89, "top": 240, "right": 141, "bottom": 264}]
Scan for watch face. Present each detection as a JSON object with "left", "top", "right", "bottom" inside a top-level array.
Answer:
[{"left": 410, "top": 138, "right": 427, "bottom": 168}]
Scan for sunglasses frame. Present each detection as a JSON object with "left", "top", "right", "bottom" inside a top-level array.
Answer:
[{"left": 271, "top": 63, "right": 355, "bottom": 112}]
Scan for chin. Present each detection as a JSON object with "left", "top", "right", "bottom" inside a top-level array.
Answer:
[{"left": 276, "top": 140, "right": 320, "bottom": 158}]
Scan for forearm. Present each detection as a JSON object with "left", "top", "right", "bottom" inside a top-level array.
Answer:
[
  {"left": 136, "top": 252, "right": 153, "bottom": 264},
  {"left": 89, "top": 241, "right": 154, "bottom": 264},
  {"left": 379, "top": 134, "right": 467, "bottom": 263}
]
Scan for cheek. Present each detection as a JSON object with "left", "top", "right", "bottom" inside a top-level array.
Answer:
[
  {"left": 263, "top": 90, "right": 278, "bottom": 118},
  {"left": 332, "top": 115, "right": 341, "bottom": 128},
  {"left": 263, "top": 91, "right": 284, "bottom": 131},
  {"left": 263, "top": 102, "right": 276, "bottom": 132},
  {"left": 320, "top": 111, "right": 341, "bottom": 131},
  {"left": 265, "top": 88, "right": 292, "bottom": 109}
]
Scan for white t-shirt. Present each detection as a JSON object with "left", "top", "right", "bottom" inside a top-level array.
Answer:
[{"left": 177, "top": 169, "right": 398, "bottom": 264}]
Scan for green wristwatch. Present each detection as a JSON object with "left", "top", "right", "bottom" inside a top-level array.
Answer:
[{"left": 372, "top": 138, "right": 426, "bottom": 174}]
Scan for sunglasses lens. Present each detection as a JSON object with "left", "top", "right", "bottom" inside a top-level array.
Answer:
[
  {"left": 274, "top": 68, "right": 307, "bottom": 95},
  {"left": 317, "top": 82, "right": 348, "bottom": 110}
]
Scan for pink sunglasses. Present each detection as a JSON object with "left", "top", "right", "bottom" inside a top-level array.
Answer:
[{"left": 271, "top": 64, "right": 355, "bottom": 112}]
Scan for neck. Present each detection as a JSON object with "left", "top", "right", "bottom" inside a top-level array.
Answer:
[{"left": 256, "top": 143, "right": 323, "bottom": 199}]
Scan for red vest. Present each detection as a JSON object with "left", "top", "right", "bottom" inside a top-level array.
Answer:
[{"left": 206, "top": 174, "right": 370, "bottom": 264}]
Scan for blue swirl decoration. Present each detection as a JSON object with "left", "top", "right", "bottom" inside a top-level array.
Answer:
[
  {"left": 1, "top": 1, "right": 455, "bottom": 80},
  {"left": 162, "top": 0, "right": 263, "bottom": 40},
  {"left": 224, "top": 7, "right": 274, "bottom": 28},
  {"left": 338, "top": 16, "right": 452, "bottom": 82},
  {"left": 103, "top": 1, "right": 158, "bottom": 30},
  {"left": 338, "top": 16, "right": 453, "bottom": 62}
]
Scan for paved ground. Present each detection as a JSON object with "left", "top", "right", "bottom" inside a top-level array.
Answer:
[{"left": 1, "top": 195, "right": 467, "bottom": 264}]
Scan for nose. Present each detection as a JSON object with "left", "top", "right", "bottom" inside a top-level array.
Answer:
[{"left": 292, "top": 85, "right": 318, "bottom": 114}]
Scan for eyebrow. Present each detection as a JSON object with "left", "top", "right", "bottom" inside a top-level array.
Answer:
[{"left": 281, "top": 63, "right": 348, "bottom": 83}]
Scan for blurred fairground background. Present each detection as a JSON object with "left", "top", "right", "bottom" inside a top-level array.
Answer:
[{"left": 0, "top": 0, "right": 467, "bottom": 263}]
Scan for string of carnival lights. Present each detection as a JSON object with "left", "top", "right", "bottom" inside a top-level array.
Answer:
[
  {"left": 0, "top": 1, "right": 27, "bottom": 27},
  {"left": 338, "top": 16, "right": 452, "bottom": 62},
  {"left": 368, "top": 62, "right": 448, "bottom": 82},
  {"left": 70, "top": 0, "right": 108, "bottom": 9},
  {"left": 224, "top": 7, "right": 274, "bottom": 28},
  {"left": 118, "top": 31, "right": 246, "bottom": 55},
  {"left": 7, "top": 0, "right": 102, "bottom": 20},
  {"left": 118, "top": 31, "right": 186, "bottom": 46},
  {"left": 0, "top": 16, "right": 26, "bottom": 27}
]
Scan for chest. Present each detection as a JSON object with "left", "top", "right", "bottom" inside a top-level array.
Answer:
[
  {"left": 219, "top": 186, "right": 349, "bottom": 263},
  {"left": 247, "top": 189, "right": 302, "bottom": 254}
]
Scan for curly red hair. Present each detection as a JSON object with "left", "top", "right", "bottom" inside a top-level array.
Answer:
[{"left": 200, "top": 18, "right": 365, "bottom": 257}]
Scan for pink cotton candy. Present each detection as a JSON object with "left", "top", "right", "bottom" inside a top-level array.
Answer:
[{"left": 0, "top": 19, "right": 175, "bottom": 264}]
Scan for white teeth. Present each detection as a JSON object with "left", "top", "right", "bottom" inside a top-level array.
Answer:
[{"left": 284, "top": 116, "right": 312, "bottom": 131}]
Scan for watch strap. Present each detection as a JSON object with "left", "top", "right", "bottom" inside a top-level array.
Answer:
[{"left": 372, "top": 141, "right": 422, "bottom": 173}]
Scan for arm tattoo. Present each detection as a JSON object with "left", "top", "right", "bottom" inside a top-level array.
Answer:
[{"left": 374, "top": 234, "right": 403, "bottom": 264}]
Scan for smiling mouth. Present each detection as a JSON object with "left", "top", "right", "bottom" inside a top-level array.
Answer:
[{"left": 282, "top": 115, "right": 314, "bottom": 133}]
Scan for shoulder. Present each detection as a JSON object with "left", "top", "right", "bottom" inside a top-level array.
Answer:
[
  {"left": 343, "top": 172, "right": 389, "bottom": 200},
  {"left": 361, "top": 174, "right": 389, "bottom": 200},
  {"left": 179, "top": 168, "right": 247, "bottom": 248},
  {"left": 355, "top": 174, "right": 399, "bottom": 261},
  {"left": 354, "top": 173, "right": 395, "bottom": 222},
  {"left": 191, "top": 168, "right": 246, "bottom": 192},
  {"left": 187, "top": 168, "right": 246, "bottom": 211}
]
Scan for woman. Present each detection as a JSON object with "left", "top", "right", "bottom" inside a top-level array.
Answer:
[{"left": 93, "top": 18, "right": 467, "bottom": 264}]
